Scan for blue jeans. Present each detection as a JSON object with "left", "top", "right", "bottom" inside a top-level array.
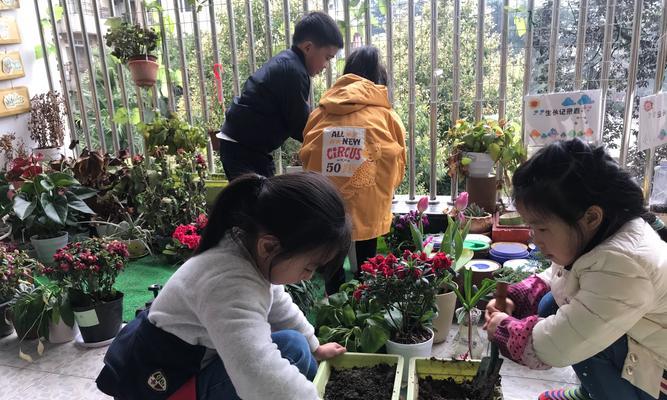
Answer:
[
  {"left": 195, "top": 330, "right": 318, "bottom": 400},
  {"left": 537, "top": 292, "right": 666, "bottom": 399}
]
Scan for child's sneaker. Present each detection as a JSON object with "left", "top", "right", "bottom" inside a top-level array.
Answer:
[{"left": 538, "top": 387, "right": 591, "bottom": 400}]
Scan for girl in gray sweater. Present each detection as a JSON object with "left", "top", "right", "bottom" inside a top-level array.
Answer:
[{"left": 97, "top": 172, "right": 351, "bottom": 399}]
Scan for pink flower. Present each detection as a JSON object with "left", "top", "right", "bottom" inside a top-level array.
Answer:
[
  {"left": 455, "top": 192, "right": 469, "bottom": 212},
  {"left": 457, "top": 211, "right": 466, "bottom": 225},
  {"left": 417, "top": 196, "right": 429, "bottom": 213}
]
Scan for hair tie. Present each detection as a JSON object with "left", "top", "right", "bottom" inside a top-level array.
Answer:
[{"left": 651, "top": 216, "right": 665, "bottom": 232}]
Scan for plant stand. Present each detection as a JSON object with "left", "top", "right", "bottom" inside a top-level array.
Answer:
[
  {"left": 406, "top": 357, "right": 503, "bottom": 400},
  {"left": 314, "top": 352, "right": 404, "bottom": 400}
]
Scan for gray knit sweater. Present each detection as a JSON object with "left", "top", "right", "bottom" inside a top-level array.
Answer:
[{"left": 148, "top": 231, "right": 320, "bottom": 399}]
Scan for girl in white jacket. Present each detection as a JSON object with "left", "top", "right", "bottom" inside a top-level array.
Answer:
[
  {"left": 484, "top": 139, "right": 667, "bottom": 400},
  {"left": 97, "top": 172, "right": 350, "bottom": 399}
]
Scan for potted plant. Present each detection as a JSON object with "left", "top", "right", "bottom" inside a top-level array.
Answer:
[
  {"left": 139, "top": 115, "right": 208, "bottom": 155},
  {"left": 356, "top": 249, "right": 455, "bottom": 382},
  {"left": 163, "top": 213, "right": 207, "bottom": 263},
  {"left": 105, "top": 20, "right": 160, "bottom": 87},
  {"left": 384, "top": 202, "right": 430, "bottom": 255},
  {"left": 27, "top": 91, "right": 66, "bottom": 161},
  {"left": 42, "top": 238, "right": 129, "bottom": 343},
  {"left": 462, "top": 203, "right": 493, "bottom": 234},
  {"left": 0, "top": 246, "right": 39, "bottom": 337},
  {"left": 314, "top": 352, "right": 404, "bottom": 400},
  {"left": 314, "top": 281, "right": 391, "bottom": 353},
  {"left": 9, "top": 280, "right": 76, "bottom": 360},
  {"left": 12, "top": 171, "right": 97, "bottom": 263},
  {"left": 450, "top": 266, "right": 497, "bottom": 361}
]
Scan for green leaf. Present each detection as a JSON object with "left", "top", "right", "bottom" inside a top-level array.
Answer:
[
  {"left": 360, "top": 324, "right": 389, "bottom": 353},
  {"left": 40, "top": 179, "right": 54, "bottom": 192},
  {"left": 34, "top": 45, "right": 43, "bottom": 60},
  {"left": 409, "top": 221, "right": 424, "bottom": 252},
  {"left": 41, "top": 192, "right": 67, "bottom": 225},
  {"left": 20, "top": 181, "right": 35, "bottom": 195},
  {"left": 69, "top": 185, "right": 97, "bottom": 200},
  {"left": 341, "top": 304, "right": 356, "bottom": 326},
  {"left": 65, "top": 192, "right": 95, "bottom": 214},
  {"left": 328, "top": 292, "right": 348, "bottom": 307},
  {"left": 53, "top": 5, "right": 63, "bottom": 21},
  {"left": 49, "top": 172, "right": 78, "bottom": 188},
  {"left": 455, "top": 248, "right": 474, "bottom": 270},
  {"left": 13, "top": 196, "right": 37, "bottom": 220}
]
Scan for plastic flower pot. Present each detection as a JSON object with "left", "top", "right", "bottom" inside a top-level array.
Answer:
[
  {"left": 0, "top": 300, "right": 13, "bottom": 337},
  {"left": 386, "top": 328, "right": 434, "bottom": 382},
  {"left": 72, "top": 291, "right": 123, "bottom": 343},
  {"left": 491, "top": 213, "right": 531, "bottom": 244},
  {"left": 128, "top": 55, "right": 159, "bottom": 87},
  {"left": 30, "top": 232, "right": 68, "bottom": 264},
  {"left": 406, "top": 357, "right": 504, "bottom": 400},
  {"left": 313, "top": 352, "right": 404, "bottom": 400}
]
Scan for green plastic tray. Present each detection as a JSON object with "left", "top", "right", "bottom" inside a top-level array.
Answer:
[
  {"left": 313, "top": 352, "right": 404, "bottom": 400},
  {"left": 406, "top": 357, "right": 503, "bottom": 400}
]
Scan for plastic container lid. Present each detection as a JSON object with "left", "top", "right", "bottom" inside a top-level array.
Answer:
[
  {"left": 465, "top": 259, "right": 501, "bottom": 272},
  {"left": 490, "top": 242, "right": 529, "bottom": 258},
  {"left": 463, "top": 240, "right": 491, "bottom": 252},
  {"left": 465, "top": 234, "right": 492, "bottom": 244}
]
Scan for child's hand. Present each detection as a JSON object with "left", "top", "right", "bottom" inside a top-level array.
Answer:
[
  {"left": 485, "top": 298, "right": 515, "bottom": 323},
  {"left": 313, "top": 343, "right": 346, "bottom": 361},
  {"left": 483, "top": 311, "right": 509, "bottom": 338}
]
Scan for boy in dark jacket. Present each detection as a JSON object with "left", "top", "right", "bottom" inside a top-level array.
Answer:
[{"left": 219, "top": 11, "right": 343, "bottom": 180}]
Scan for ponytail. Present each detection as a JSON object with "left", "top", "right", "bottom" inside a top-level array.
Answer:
[
  {"left": 195, "top": 172, "right": 351, "bottom": 277},
  {"left": 196, "top": 174, "right": 266, "bottom": 255}
]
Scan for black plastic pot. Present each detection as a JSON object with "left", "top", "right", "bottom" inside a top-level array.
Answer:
[
  {"left": 0, "top": 300, "right": 14, "bottom": 337},
  {"left": 73, "top": 292, "right": 124, "bottom": 343}
]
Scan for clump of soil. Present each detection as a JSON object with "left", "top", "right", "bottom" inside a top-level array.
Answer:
[
  {"left": 324, "top": 363, "right": 396, "bottom": 400},
  {"left": 417, "top": 376, "right": 501, "bottom": 400}
]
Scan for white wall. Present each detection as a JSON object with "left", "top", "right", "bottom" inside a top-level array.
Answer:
[{"left": 0, "top": 0, "right": 63, "bottom": 167}]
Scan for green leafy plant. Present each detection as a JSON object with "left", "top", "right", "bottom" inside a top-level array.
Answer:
[
  {"left": 315, "top": 281, "right": 391, "bottom": 353},
  {"left": 463, "top": 203, "right": 490, "bottom": 218},
  {"left": 9, "top": 281, "right": 74, "bottom": 361},
  {"left": 446, "top": 119, "right": 526, "bottom": 183},
  {"left": 12, "top": 171, "right": 96, "bottom": 239},
  {"left": 285, "top": 280, "right": 321, "bottom": 316},
  {"left": 104, "top": 20, "right": 159, "bottom": 63},
  {"left": 139, "top": 115, "right": 207, "bottom": 155}
]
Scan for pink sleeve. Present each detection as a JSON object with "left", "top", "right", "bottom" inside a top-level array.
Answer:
[
  {"left": 492, "top": 316, "right": 551, "bottom": 370},
  {"left": 507, "top": 275, "right": 550, "bottom": 319}
]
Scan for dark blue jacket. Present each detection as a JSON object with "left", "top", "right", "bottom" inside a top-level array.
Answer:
[{"left": 221, "top": 46, "right": 310, "bottom": 154}]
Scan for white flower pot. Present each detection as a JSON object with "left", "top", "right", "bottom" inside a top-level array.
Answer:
[
  {"left": 34, "top": 147, "right": 62, "bottom": 162},
  {"left": 432, "top": 291, "right": 457, "bottom": 344},
  {"left": 48, "top": 318, "right": 76, "bottom": 344},
  {"left": 466, "top": 152, "right": 496, "bottom": 177},
  {"left": 386, "top": 328, "right": 434, "bottom": 382},
  {"left": 30, "top": 232, "right": 68, "bottom": 264}
]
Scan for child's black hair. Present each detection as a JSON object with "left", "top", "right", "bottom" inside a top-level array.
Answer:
[
  {"left": 343, "top": 45, "right": 388, "bottom": 85},
  {"left": 292, "top": 11, "right": 344, "bottom": 49},
  {"left": 512, "top": 139, "right": 647, "bottom": 255},
  {"left": 196, "top": 172, "right": 351, "bottom": 278}
]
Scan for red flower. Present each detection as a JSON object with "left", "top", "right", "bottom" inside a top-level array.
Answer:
[
  {"left": 173, "top": 224, "right": 202, "bottom": 250},
  {"left": 195, "top": 153, "right": 206, "bottom": 166},
  {"left": 432, "top": 252, "right": 452, "bottom": 270},
  {"left": 412, "top": 268, "right": 423, "bottom": 278},
  {"left": 196, "top": 214, "right": 208, "bottom": 230},
  {"left": 132, "top": 154, "right": 144, "bottom": 164},
  {"left": 352, "top": 284, "right": 368, "bottom": 301},
  {"left": 361, "top": 262, "right": 376, "bottom": 276}
]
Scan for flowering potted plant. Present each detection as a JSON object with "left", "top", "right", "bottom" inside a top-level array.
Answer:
[
  {"left": 42, "top": 238, "right": 129, "bottom": 343},
  {"left": 385, "top": 197, "right": 430, "bottom": 255},
  {"left": 4, "top": 153, "right": 43, "bottom": 189},
  {"left": 0, "top": 246, "right": 39, "bottom": 337},
  {"left": 356, "top": 250, "right": 454, "bottom": 381},
  {"left": 27, "top": 91, "right": 66, "bottom": 161},
  {"left": 163, "top": 213, "right": 207, "bottom": 262},
  {"left": 105, "top": 20, "right": 160, "bottom": 87}
]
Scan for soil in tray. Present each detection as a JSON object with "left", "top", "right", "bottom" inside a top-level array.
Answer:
[
  {"left": 417, "top": 376, "right": 500, "bottom": 400},
  {"left": 324, "top": 363, "right": 396, "bottom": 400}
]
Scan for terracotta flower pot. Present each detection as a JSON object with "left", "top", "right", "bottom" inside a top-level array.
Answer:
[
  {"left": 128, "top": 55, "right": 159, "bottom": 87},
  {"left": 465, "top": 214, "right": 493, "bottom": 234}
]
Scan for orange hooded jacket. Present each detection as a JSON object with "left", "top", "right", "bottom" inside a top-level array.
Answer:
[{"left": 299, "top": 74, "right": 406, "bottom": 241}]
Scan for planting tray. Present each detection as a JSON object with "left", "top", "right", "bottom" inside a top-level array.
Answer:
[
  {"left": 406, "top": 357, "right": 503, "bottom": 400},
  {"left": 313, "top": 352, "right": 404, "bottom": 400}
]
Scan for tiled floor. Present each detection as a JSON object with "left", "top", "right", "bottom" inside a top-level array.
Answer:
[{"left": 0, "top": 325, "right": 579, "bottom": 399}]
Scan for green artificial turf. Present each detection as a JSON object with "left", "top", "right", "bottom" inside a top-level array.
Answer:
[{"left": 115, "top": 256, "right": 177, "bottom": 322}]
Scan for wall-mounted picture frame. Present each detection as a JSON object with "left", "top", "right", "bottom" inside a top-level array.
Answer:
[
  {"left": 0, "top": 86, "right": 29, "bottom": 117},
  {"left": 0, "top": 0, "right": 19, "bottom": 10},
  {"left": 0, "top": 16, "right": 20, "bottom": 45},
  {"left": 0, "top": 51, "right": 24, "bottom": 80}
]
